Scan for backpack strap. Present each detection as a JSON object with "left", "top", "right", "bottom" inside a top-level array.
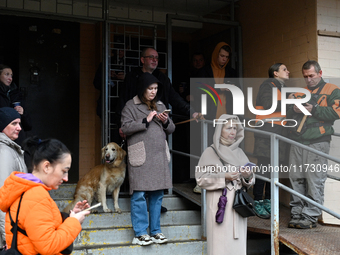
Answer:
[{"left": 310, "top": 82, "right": 326, "bottom": 104}]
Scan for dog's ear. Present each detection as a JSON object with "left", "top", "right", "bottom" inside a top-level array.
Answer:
[
  {"left": 119, "top": 146, "right": 127, "bottom": 159},
  {"left": 101, "top": 145, "right": 107, "bottom": 160},
  {"left": 113, "top": 145, "right": 126, "bottom": 167}
]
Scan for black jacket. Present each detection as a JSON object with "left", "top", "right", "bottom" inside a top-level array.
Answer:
[{"left": 0, "top": 82, "right": 32, "bottom": 145}]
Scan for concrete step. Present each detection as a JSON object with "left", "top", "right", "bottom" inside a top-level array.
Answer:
[
  {"left": 72, "top": 240, "right": 207, "bottom": 255},
  {"left": 81, "top": 210, "right": 201, "bottom": 229},
  {"left": 51, "top": 184, "right": 207, "bottom": 254},
  {"left": 74, "top": 225, "right": 202, "bottom": 247},
  {"left": 54, "top": 195, "right": 199, "bottom": 212},
  {"left": 49, "top": 183, "right": 77, "bottom": 199}
]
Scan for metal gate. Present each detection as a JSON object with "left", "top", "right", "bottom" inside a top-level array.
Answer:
[{"left": 101, "top": 22, "right": 167, "bottom": 145}]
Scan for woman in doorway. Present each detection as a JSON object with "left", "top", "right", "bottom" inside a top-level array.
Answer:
[
  {"left": 121, "top": 72, "right": 175, "bottom": 246},
  {"left": 0, "top": 137, "right": 90, "bottom": 254},
  {"left": 195, "top": 114, "right": 254, "bottom": 255},
  {"left": 253, "top": 63, "right": 290, "bottom": 218},
  {"left": 0, "top": 64, "right": 32, "bottom": 145}
]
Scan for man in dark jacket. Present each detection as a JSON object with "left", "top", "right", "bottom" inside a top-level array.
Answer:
[
  {"left": 288, "top": 60, "right": 340, "bottom": 229},
  {"left": 117, "top": 47, "right": 198, "bottom": 138},
  {"left": 118, "top": 47, "right": 197, "bottom": 117}
]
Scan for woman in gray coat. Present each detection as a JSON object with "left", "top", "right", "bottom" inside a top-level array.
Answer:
[
  {"left": 121, "top": 72, "right": 175, "bottom": 246},
  {"left": 0, "top": 107, "right": 28, "bottom": 248}
]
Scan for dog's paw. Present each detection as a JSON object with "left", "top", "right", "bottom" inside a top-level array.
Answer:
[
  {"left": 103, "top": 208, "right": 113, "bottom": 213},
  {"left": 115, "top": 208, "right": 122, "bottom": 214}
]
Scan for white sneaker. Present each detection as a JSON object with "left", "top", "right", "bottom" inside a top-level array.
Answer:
[
  {"left": 150, "top": 233, "right": 168, "bottom": 244},
  {"left": 132, "top": 234, "right": 153, "bottom": 246}
]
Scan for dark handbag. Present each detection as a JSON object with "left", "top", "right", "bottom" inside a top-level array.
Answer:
[
  {"left": 215, "top": 188, "right": 228, "bottom": 224},
  {"left": 232, "top": 186, "right": 256, "bottom": 218},
  {"left": 0, "top": 194, "right": 24, "bottom": 255}
]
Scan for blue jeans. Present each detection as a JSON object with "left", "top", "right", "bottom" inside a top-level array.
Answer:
[{"left": 130, "top": 190, "right": 164, "bottom": 237}]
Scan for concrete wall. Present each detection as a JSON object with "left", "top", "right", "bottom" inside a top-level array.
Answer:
[
  {"left": 237, "top": 0, "right": 318, "bottom": 207},
  {"left": 238, "top": 0, "right": 317, "bottom": 79},
  {"left": 317, "top": 0, "right": 340, "bottom": 225}
]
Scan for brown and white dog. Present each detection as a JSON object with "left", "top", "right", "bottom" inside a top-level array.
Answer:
[{"left": 63, "top": 142, "right": 126, "bottom": 214}]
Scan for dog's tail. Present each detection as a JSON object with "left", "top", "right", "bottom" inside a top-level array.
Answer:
[
  {"left": 62, "top": 192, "right": 92, "bottom": 213},
  {"left": 63, "top": 200, "right": 77, "bottom": 213}
]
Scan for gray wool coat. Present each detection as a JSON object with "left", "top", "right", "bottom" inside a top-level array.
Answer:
[
  {"left": 121, "top": 96, "right": 175, "bottom": 194},
  {"left": 0, "top": 132, "right": 27, "bottom": 245}
]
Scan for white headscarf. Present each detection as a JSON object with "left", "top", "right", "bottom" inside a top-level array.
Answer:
[{"left": 211, "top": 114, "right": 249, "bottom": 167}]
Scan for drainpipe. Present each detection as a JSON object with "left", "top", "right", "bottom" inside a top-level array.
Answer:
[
  {"left": 101, "top": 0, "right": 109, "bottom": 147},
  {"left": 270, "top": 134, "right": 280, "bottom": 254}
]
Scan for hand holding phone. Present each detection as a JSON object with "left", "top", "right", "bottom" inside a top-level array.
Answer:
[{"left": 162, "top": 109, "right": 171, "bottom": 114}]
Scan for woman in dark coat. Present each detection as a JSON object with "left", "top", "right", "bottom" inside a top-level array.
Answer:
[
  {"left": 0, "top": 64, "right": 32, "bottom": 146},
  {"left": 121, "top": 72, "right": 175, "bottom": 246},
  {"left": 253, "top": 63, "right": 290, "bottom": 218}
]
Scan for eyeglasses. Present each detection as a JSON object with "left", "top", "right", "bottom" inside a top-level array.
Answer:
[{"left": 143, "top": 55, "right": 159, "bottom": 60}]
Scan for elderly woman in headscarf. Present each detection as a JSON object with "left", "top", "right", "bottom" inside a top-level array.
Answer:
[{"left": 195, "top": 114, "right": 255, "bottom": 255}]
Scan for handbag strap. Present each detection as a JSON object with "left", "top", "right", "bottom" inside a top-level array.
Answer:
[
  {"left": 209, "top": 146, "right": 251, "bottom": 191},
  {"left": 210, "top": 146, "right": 228, "bottom": 166},
  {"left": 8, "top": 193, "right": 25, "bottom": 250},
  {"left": 210, "top": 146, "right": 240, "bottom": 192}
]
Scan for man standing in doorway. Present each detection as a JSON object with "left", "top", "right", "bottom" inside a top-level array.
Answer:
[
  {"left": 288, "top": 60, "right": 340, "bottom": 229},
  {"left": 118, "top": 47, "right": 198, "bottom": 122}
]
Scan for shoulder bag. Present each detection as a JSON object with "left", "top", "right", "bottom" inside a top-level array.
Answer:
[
  {"left": 210, "top": 146, "right": 255, "bottom": 219},
  {"left": 1, "top": 195, "right": 72, "bottom": 255},
  {"left": 0, "top": 194, "right": 24, "bottom": 255}
]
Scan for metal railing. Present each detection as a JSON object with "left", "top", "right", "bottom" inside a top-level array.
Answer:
[{"left": 170, "top": 118, "right": 340, "bottom": 255}]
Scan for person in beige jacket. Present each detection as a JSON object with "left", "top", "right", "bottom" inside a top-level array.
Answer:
[{"left": 195, "top": 114, "right": 255, "bottom": 255}]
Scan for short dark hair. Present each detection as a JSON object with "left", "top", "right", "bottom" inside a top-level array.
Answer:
[
  {"left": 141, "top": 47, "right": 157, "bottom": 57},
  {"left": 192, "top": 52, "right": 205, "bottom": 59},
  {"left": 302, "top": 60, "right": 321, "bottom": 73},
  {"left": 220, "top": 45, "right": 231, "bottom": 54},
  {"left": 268, "top": 63, "right": 283, "bottom": 78},
  {"left": 0, "top": 64, "right": 11, "bottom": 74}
]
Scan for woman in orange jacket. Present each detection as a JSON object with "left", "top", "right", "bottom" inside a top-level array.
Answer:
[{"left": 0, "top": 137, "right": 90, "bottom": 254}]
